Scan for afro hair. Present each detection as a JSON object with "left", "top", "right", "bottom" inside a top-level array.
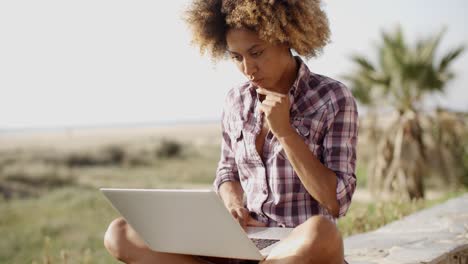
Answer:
[{"left": 183, "top": 0, "right": 331, "bottom": 61}]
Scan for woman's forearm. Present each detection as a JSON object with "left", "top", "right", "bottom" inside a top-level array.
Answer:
[
  {"left": 277, "top": 127, "right": 340, "bottom": 217},
  {"left": 218, "top": 181, "right": 245, "bottom": 209}
]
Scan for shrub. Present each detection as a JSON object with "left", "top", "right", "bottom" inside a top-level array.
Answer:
[
  {"left": 155, "top": 139, "right": 183, "bottom": 159},
  {"left": 101, "top": 145, "right": 125, "bottom": 165},
  {"left": 65, "top": 145, "right": 127, "bottom": 167}
]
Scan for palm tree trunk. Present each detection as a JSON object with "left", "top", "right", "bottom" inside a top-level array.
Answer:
[{"left": 368, "top": 111, "right": 426, "bottom": 200}]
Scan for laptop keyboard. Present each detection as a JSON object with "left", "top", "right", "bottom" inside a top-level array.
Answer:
[{"left": 250, "top": 238, "right": 280, "bottom": 250}]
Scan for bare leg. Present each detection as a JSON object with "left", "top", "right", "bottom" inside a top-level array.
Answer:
[
  {"left": 261, "top": 215, "right": 344, "bottom": 264},
  {"left": 103, "top": 217, "right": 209, "bottom": 264}
]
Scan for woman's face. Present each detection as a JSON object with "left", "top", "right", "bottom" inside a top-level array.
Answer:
[{"left": 226, "top": 27, "right": 293, "bottom": 92}]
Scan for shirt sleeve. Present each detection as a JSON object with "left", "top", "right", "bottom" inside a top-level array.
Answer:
[
  {"left": 213, "top": 100, "right": 240, "bottom": 193},
  {"left": 323, "top": 85, "right": 359, "bottom": 218}
]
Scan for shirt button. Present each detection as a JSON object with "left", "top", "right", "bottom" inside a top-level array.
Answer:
[
  {"left": 262, "top": 189, "right": 268, "bottom": 195},
  {"left": 279, "top": 223, "right": 286, "bottom": 228},
  {"left": 299, "top": 126, "right": 310, "bottom": 137}
]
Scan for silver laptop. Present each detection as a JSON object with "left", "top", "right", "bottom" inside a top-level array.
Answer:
[{"left": 100, "top": 188, "right": 293, "bottom": 260}]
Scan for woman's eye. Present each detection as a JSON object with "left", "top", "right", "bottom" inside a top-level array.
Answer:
[
  {"left": 251, "top": 50, "right": 263, "bottom": 57},
  {"left": 231, "top": 55, "right": 242, "bottom": 62}
]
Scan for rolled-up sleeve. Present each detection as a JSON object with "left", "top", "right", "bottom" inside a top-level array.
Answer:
[
  {"left": 213, "top": 99, "right": 240, "bottom": 193},
  {"left": 323, "top": 85, "right": 358, "bottom": 217}
]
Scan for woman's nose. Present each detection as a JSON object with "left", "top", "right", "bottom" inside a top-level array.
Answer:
[{"left": 242, "top": 59, "right": 257, "bottom": 77}]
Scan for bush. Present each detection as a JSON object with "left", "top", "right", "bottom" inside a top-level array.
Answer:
[
  {"left": 101, "top": 145, "right": 125, "bottom": 165},
  {"left": 0, "top": 164, "right": 75, "bottom": 200},
  {"left": 65, "top": 145, "right": 127, "bottom": 167},
  {"left": 122, "top": 149, "right": 154, "bottom": 167},
  {"left": 155, "top": 139, "right": 183, "bottom": 159}
]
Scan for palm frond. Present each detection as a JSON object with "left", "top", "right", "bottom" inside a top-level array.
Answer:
[
  {"left": 416, "top": 28, "right": 446, "bottom": 65},
  {"left": 439, "top": 45, "right": 465, "bottom": 72},
  {"left": 350, "top": 55, "right": 376, "bottom": 71},
  {"left": 345, "top": 26, "right": 463, "bottom": 112}
]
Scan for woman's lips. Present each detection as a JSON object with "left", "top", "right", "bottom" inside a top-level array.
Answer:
[{"left": 252, "top": 78, "right": 264, "bottom": 86}]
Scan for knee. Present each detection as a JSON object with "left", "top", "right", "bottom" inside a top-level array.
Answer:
[
  {"left": 305, "top": 215, "right": 342, "bottom": 243},
  {"left": 300, "top": 216, "right": 343, "bottom": 262},
  {"left": 104, "top": 217, "right": 129, "bottom": 261}
]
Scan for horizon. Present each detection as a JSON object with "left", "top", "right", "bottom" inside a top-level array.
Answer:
[
  {"left": 0, "top": 118, "right": 220, "bottom": 134},
  {"left": 3, "top": 107, "right": 467, "bottom": 134}
]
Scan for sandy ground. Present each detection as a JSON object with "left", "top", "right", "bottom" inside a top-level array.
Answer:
[{"left": 0, "top": 122, "right": 221, "bottom": 150}]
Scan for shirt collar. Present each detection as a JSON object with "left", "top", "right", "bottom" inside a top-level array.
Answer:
[{"left": 289, "top": 56, "right": 310, "bottom": 97}]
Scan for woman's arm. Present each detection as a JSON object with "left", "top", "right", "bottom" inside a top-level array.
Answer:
[
  {"left": 218, "top": 181, "right": 244, "bottom": 210},
  {"left": 219, "top": 181, "right": 267, "bottom": 228},
  {"left": 277, "top": 130, "right": 340, "bottom": 217},
  {"left": 215, "top": 92, "right": 267, "bottom": 228},
  {"left": 257, "top": 87, "right": 357, "bottom": 218}
]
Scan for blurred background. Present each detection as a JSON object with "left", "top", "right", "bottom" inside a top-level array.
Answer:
[{"left": 0, "top": 0, "right": 467, "bottom": 263}]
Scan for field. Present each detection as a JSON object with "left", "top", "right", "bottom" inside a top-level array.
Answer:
[{"left": 0, "top": 123, "right": 465, "bottom": 263}]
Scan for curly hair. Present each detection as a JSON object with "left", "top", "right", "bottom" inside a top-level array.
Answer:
[{"left": 183, "top": 0, "right": 330, "bottom": 61}]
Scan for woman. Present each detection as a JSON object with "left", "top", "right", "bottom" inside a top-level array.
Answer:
[{"left": 103, "top": 0, "right": 358, "bottom": 263}]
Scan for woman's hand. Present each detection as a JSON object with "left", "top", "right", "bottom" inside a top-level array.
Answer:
[
  {"left": 228, "top": 206, "right": 267, "bottom": 230},
  {"left": 257, "top": 88, "right": 295, "bottom": 138}
]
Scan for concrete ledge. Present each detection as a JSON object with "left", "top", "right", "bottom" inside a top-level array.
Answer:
[{"left": 344, "top": 194, "right": 468, "bottom": 264}]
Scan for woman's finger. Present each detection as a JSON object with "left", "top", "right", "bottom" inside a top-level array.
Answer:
[
  {"left": 246, "top": 217, "right": 267, "bottom": 227},
  {"left": 263, "top": 96, "right": 282, "bottom": 104},
  {"left": 230, "top": 208, "right": 239, "bottom": 219},
  {"left": 258, "top": 104, "right": 271, "bottom": 115},
  {"left": 237, "top": 208, "right": 251, "bottom": 228},
  {"left": 237, "top": 208, "right": 250, "bottom": 219},
  {"left": 264, "top": 94, "right": 282, "bottom": 103},
  {"left": 256, "top": 88, "right": 286, "bottom": 98},
  {"left": 230, "top": 209, "right": 243, "bottom": 226},
  {"left": 261, "top": 100, "right": 277, "bottom": 107}
]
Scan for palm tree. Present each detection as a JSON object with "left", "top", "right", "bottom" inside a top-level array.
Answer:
[{"left": 344, "top": 27, "right": 465, "bottom": 200}]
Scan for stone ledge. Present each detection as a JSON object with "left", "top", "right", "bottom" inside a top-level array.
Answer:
[{"left": 344, "top": 194, "right": 468, "bottom": 264}]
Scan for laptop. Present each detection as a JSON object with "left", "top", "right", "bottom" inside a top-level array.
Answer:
[{"left": 100, "top": 188, "right": 293, "bottom": 260}]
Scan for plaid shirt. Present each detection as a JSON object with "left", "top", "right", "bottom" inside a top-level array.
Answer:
[{"left": 213, "top": 57, "right": 358, "bottom": 227}]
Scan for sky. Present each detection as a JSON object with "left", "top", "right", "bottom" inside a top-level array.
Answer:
[{"left": 0, "top": 0, "right": 467, "bottom": 130}]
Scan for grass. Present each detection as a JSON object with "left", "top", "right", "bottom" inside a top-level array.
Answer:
[
  {"left": 337, "top": 188, "right": 467, "bottom": 237},
  {"left": 0, "top": 136, "right": 466, "bottom": 263},
  {"left": 0, "top": 187, "right": 117, "bottom": 263},
  {"left": 0, "top": 140, "right": 221, "bottom": 263},
  {"left": 355, "top": 159, "right": 367, "bottom": 188}
]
